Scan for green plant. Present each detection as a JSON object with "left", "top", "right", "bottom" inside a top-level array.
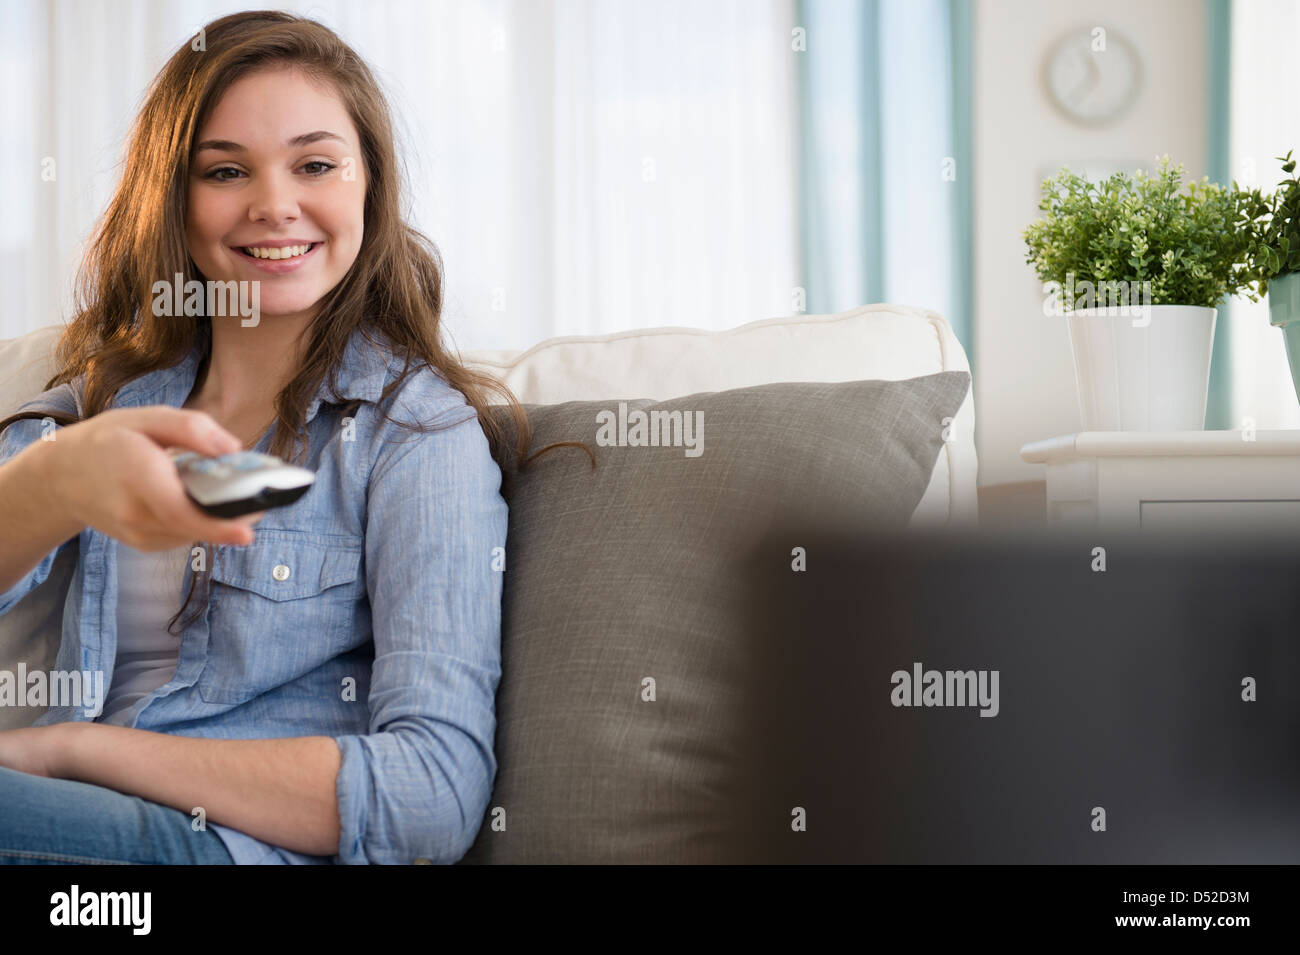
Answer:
[
  {"left": 1253, "top": 150, "right": 1300, "bottom": 297},
  {"left": 1023, "top": 155, "right": 1272, "bottom": 310}
]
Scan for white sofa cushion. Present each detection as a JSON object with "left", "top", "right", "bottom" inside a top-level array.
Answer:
[
  {"left": 0, "top": 325, "right": 63, "bottom": 420},
  {"left": 0, "top": 304, "right": 977, "bottom": 525}
]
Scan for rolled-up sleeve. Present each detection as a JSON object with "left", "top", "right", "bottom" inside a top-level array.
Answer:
[
  {"left": 334, "top": 390, "right": 507, "bottom": 865},
  {"left": 0, "top": 385, "right": 80, "bottom": 617}
]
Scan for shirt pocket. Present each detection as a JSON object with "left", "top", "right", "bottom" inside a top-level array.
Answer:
[{"left": 198, "top": 529, "right": 366, "bottom": 705}]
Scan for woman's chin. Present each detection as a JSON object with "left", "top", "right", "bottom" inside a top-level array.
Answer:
[{"left": 213, "top": 299, "right": 321, "bottom": 324}]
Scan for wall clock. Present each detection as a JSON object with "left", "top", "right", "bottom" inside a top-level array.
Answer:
[{"left": 1041, "top": 26, "right": 1143, "bottom": 127}]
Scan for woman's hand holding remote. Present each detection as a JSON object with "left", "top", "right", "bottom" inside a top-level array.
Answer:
[{"left": 40, "top": 406, "right": 268, "bottom": 550}]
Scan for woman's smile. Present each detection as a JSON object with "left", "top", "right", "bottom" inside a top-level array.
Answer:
[{"left": 230, "top": 240, "right": 325, "bottom": 275}]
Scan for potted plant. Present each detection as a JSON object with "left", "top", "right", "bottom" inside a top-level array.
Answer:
[
  {"left": 1023, "top": 156, "right": 1270, "bottom": 431},
  {"left": 1252, "top": 150, "right": 1300, "bottom": 407}
]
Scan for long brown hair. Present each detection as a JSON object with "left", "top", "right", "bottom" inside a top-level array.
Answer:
[{"left": 0, "top": 10, "right": 591, "bottom": 634}]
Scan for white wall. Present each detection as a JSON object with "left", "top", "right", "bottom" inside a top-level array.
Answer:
[{"left": 973, "top": 0, "right": 1209, "bottom": 485}]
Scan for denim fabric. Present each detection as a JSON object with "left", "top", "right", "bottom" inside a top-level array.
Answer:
[
  {"left": 0, "top": 326, "right": 507, "bottom": 864},
  {"left": 0, "top": 765, "right": 234, "bottom": 864}
]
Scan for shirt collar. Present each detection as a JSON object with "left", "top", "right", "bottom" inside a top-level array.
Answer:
[{"left": 111, "top": 324, "right": 395, "bottom": 426}]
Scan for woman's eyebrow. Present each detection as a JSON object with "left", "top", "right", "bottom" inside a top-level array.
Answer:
[{"left": 193, "top": 131, "right": 346, "bottom": 154}]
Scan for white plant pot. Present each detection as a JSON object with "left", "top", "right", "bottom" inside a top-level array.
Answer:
[{"left": 1065, "top": 305, "right": 1217, "bottom": 431}]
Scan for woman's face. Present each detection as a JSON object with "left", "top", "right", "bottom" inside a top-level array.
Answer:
[{"left": 186, "top": 66, "right": 366, "bottom": 325}]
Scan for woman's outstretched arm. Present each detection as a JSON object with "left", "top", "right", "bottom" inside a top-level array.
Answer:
[
  {"left": 1, "top": 402, "right": 258, "bottom": 611},
  {"left": 0, "top": 429, "right": 84, "bottom": 601}
]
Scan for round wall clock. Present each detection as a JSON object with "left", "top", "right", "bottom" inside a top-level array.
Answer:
[{"left": 1041, "top": 26, "right": 1143, "bottom": 127}]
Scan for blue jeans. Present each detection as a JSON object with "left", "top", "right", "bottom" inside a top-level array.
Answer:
[{"left": 0, "top": 766, "right": 234, "bottom": 864}]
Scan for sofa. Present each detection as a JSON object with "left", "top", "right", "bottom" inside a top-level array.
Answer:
[
  {"left": 0, "top": 304, "right": 978, "bottom": 527},
  {"left": 0, "top": 304, "right": 978, "bottom": 862}
]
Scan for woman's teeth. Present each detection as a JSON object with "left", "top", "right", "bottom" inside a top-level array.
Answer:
[{"left": 242, "top": 243, "right": 315, "bottom": 260}]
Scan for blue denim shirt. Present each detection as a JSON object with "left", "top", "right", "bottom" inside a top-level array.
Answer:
[{"left": 0, "top": 325, "right": 507, "bottom": 864}]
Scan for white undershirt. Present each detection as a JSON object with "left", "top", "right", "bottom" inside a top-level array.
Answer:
[{"left": 97, "top": 541, "right": 191, "bottom": 725}]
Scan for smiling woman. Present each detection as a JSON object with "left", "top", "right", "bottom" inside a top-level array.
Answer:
[
  {"left": 187, "top": 82, "right": 363, "bottom": 333},
  {"left": 0, "top": 9, "right": 577, "bottom": 866}
]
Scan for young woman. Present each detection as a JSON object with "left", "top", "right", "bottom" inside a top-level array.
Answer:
[{"left": 0, "top": 11, "right": 558, "bottom": 864}]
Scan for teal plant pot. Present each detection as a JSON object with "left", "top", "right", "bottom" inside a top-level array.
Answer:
[{"left": 1269, "top": 271, "right": 1300, "bottom": 407}]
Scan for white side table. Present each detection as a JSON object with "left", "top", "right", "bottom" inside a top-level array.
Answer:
[{"left": 1019, "top": 431, "right": 1300, "bottom": 534}]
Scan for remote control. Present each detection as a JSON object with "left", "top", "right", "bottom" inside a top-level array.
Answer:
[{"left": 171, "top": 449, "right": 315, "bottom": 518}]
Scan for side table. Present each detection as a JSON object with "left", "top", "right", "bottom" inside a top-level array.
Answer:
[{"left": 1019, "top": 431, "right": 1300, "bottom": 534}]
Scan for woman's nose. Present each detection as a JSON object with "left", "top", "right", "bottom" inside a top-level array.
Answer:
[{"left": 247, "top": 170, "right": 300, "bottom": 224}]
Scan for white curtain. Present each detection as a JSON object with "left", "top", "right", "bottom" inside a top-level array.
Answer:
[
  {"left": 0, "top": 0, "right": 799, "bottom": 354},
  {"left": 1227, "top": 0, "right": 1300, "bottom": 429},
  {"left": 797, "top": 0, "right": 965, "bottom": 340}
]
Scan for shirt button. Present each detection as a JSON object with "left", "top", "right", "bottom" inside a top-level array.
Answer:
[{"left": 272, "top": 564, "right": 291, "bottom": 581}]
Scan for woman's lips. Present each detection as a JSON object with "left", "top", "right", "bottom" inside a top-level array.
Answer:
[{"left": 233, "top": 242, "right": 323, "bottom": 274}]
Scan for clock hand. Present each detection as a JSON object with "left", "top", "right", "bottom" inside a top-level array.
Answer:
[{"left": 1064, "top": 50, "right": 1101, "bottom": 104}]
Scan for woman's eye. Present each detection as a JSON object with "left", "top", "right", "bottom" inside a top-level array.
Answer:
[{"left": 202, "top": 162, "right": 336, "bottom": 181}]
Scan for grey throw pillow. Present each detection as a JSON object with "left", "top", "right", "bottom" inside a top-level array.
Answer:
[{"left": 460, "top": 371, "right": 971, "bottom": 863}]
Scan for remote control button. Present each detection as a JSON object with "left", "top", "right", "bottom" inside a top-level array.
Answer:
[
  {"left": 272, "top": 564, "right": 291, "bottom": 581},
  {"left": 214, "top": 451, "right": 281, "bottom": 471}
]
